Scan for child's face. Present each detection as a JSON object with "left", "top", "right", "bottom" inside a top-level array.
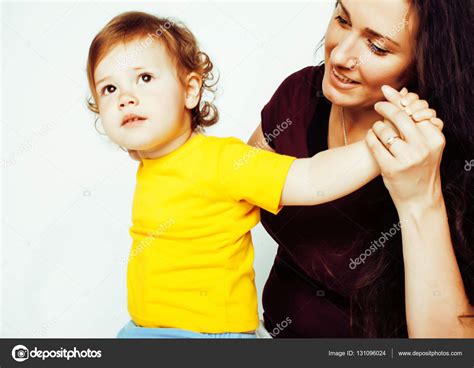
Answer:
[{"left": 94, "top": 39, "right": 190, "bottom": 151}]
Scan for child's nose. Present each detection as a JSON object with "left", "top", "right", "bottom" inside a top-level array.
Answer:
[{"left": 119, "top": 93, "right": 138, "bottom": 108}]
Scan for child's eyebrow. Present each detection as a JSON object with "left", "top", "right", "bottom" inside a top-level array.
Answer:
[{"left": 95, "top": 67, "right": 149, "bottom": 87}]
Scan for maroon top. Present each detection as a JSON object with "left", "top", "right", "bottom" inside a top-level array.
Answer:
[{"left": 260, "top": 64, "right": 399, "bottom": 337}]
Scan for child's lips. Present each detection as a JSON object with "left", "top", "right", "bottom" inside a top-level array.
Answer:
[
  {"left": 122, "top": 118, "right": 147, "bottom": 127},
  {"left": 121, "top": 114, "right": 147, "bottom": 126}
]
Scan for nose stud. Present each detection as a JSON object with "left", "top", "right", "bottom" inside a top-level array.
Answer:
[{"left": 349, "top": 59, "right": 359, "bottom": 70}]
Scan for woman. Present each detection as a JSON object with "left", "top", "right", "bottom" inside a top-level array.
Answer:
[{"left": 249, "top": 0, "right": 474, "bottom": 337}]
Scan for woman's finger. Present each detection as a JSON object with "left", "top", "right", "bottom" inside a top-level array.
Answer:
[
  {"left": 365, "top": 128, "right": 397, "bottom": 169},
  {"left": 411, "top": 118, "right": 444, "bottom": 147},
  {"left": 381, "top": 85, "right": 405, "bottom": 109},
  {"left": 404, "top": 100, "right": 429, "bottom": 116},
  {"left": 371, "top": 120, "right": 407, "bottom": 157},
  {"left": 415, "top": 120, "right": 446, "bottom": 150},
  {"left": 430, "top": 117, "right": 444, "bottom": 130},
  {"left": 374, "top": 101, "right": 421, "bottom": 143},
  {"left": 411, "top": 108, "right": 437, "bottom": 122},
  {"left": 400, "top": 87, "right": 408, "bottom": 95}
]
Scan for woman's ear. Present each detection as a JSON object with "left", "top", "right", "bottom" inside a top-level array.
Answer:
[{"left": 185, "top": 72, "right": 202, "bottom": 109}]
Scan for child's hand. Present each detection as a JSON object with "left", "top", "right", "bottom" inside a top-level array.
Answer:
[{"left": 128, "top": 149, "right": 141, "bottom": 161}]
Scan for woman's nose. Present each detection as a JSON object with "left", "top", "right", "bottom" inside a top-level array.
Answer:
[{"left": 331, "top": 35, "right": 360, "bottom": 70}]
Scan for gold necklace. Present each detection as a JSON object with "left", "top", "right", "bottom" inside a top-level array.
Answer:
[{"left": 341, "top": 106, "right": 348, "bottom": 146}]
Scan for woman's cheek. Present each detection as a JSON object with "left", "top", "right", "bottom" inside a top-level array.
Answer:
[{"left": 364, "top": 56, "right": 407, "bottom": 88}]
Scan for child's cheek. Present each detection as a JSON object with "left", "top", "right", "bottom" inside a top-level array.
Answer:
[
  {"left": 98, "top": 100, "right": 113, "bottom": 124},
  {"left": 98, "top": 98, "right": 112, "bottom": 114}
]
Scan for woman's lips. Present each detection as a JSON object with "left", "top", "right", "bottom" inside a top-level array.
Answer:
[{"left": 330, "top": 67, "right": 360, "bottom": 90}]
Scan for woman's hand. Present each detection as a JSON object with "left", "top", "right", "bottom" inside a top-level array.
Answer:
[{"left": 365, "top": 85, "right": 446, "bottom": 213}]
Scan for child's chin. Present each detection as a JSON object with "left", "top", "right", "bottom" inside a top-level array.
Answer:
[{"left": 125, "top": 141, "right": 158, "bottom": 151}]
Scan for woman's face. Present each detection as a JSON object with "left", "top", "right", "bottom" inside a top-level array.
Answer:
[{"left": 322, "top": 0, "right": 417, "bottom": 109}]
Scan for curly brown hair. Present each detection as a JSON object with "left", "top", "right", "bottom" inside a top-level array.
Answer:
[{"left": 86, "top": 11, "right": 218, "bottom": 131}]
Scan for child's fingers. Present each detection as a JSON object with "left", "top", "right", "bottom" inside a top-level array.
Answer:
[
  {"left": 400, "top": 92, "right": 420, "bottom": 107},
  {"left": 412, "top": 108, "right": 437, "bottom": 122},
  {"left": 400, "top": 87, "right": 408, "bottom": 96},
  {"left": 404, "top": 99, "right": 429, "bottom": 116}
]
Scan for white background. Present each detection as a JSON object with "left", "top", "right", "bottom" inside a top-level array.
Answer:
[{"left": 1, "top": 0, "right": 332, "bottom": 337}]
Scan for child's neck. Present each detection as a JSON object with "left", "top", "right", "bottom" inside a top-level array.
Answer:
[{"left": 136, "top": 129, "right": 196, "bottom": 160}]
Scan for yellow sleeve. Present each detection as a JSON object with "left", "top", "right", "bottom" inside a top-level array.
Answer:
[{"left": 218, "top": 138, "right": 296, "bottom": 214}]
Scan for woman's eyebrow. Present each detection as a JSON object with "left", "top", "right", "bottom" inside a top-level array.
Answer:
[{"left": 338, "top": 0, "right": 401, "bottom": 48}]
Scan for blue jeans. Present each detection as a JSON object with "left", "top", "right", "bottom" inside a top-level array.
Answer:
[{"left": 116, "top": 320, "right": 257, "bottom": 339}]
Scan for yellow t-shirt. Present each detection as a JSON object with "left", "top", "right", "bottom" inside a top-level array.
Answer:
[{"left": 127, "top": 133, "right": 296, "bottom": 333}]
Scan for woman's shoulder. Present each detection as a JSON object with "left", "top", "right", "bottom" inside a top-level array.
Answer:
[
  {"left": 263, "top": 64, "right": 326, "bottom": 115},
  {"left": 277, "top": 64, "right": 325, "bottom": 98},
  {"left": 261, "top": 64, "right": 328, "bottom": 155}
]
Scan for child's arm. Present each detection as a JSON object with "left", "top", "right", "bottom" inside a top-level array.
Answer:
[
  {"left": 280, "top": 140, "right": 379, "bottom": 205},
  {"left": 280, "top": 85, "right": 434, "bottom": 206}
]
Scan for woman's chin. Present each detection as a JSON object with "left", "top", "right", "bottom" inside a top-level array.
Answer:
[
  {"left": 322, "top": 78, "right": 365, "bottom": 107},
  {"left": 322, "top": 79, "right": 347, "bottom": 104}
]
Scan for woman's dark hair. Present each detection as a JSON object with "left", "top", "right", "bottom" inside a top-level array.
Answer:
[{"left": 320, "top": 0, "right": 474, "bottom": 337}]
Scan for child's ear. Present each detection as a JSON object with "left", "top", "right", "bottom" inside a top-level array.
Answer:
[{"left": 184, "top": 72, "right": 202, "bottom": 109}]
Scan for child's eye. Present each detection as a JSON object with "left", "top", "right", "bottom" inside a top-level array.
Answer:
[
  {"left": 138, "top": 73, "right": 154, "bottom": 84},
  {"left": 101, "top": 85, "right": 116, "bottom": 96},
  {"left": 367, "top": 40, "right": 389, "bottom": 56}
]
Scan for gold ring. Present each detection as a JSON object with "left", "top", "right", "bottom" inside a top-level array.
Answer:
[{"left": 385, "top": 135, "right": 400, "bottom": 147}]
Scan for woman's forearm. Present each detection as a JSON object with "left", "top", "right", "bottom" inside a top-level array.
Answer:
[{"left": 398, "top": 196, "right": 474, "bottom": 337}]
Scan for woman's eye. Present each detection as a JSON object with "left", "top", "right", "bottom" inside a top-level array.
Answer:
[
  {"left": 333, "top": 12, "right": 388, "bottom": 56},
  {"left": 138, "top": 73, "right": 154, "bottom": 84},
  {"left": 335, "top": 15, "right": 349, "bottom": 26},
  {"left": 368, "top": 40, "right": 389, "bottom": 56},
  {"left": 101, "top": 85, "right": 116, "bottom": 96}
]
